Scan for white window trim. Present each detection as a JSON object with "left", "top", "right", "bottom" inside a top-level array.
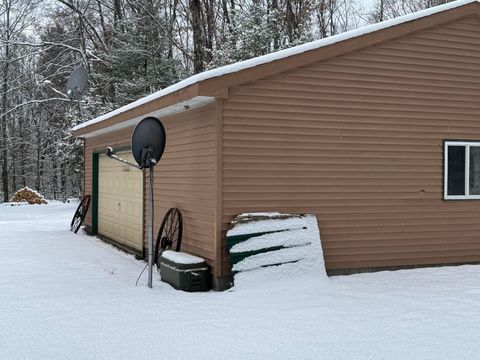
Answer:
[{"left": 444, "top": 141, "right": 480, "bottom": 200}]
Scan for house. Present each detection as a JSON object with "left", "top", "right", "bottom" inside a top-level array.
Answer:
[{"left": 71, "top": 0, "right": 480, "bottom": 290}]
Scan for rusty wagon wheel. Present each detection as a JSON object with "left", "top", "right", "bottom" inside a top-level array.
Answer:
[
  {"left": 70, "top": 195, "right": 91, "bottom": 234},
  {"left": 154, "top": 208, "right": 183, "bottom": 267}
]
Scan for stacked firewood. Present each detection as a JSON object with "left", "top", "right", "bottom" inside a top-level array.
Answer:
[{"left": 9, "top": 187, "right": 48, "bottom": 205}]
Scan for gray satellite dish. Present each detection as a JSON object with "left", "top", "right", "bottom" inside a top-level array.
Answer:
[
  {"left": 66, "top": 66, "right": 88, "bottom": 100},
  {"left": 131, "top": 117, "right": 166, "bottom": 169}
]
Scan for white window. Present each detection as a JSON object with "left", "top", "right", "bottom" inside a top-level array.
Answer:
[{"left": 444, "top": 141, "right": 480, "bottom": 200}]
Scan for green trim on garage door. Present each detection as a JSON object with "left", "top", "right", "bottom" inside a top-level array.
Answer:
[{"left": 92, "top": 152, "right": 99, "bottom": 234}]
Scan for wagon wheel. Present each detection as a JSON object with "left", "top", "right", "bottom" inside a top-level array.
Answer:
[
  {"left": 154, "top": 208, "right": 183, "bottom": 267},
  {"left": 70, "top": 195, "right": 91, "bottom": 234}
]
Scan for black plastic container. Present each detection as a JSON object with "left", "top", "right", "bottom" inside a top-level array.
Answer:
[{"left": 160, "top": 254, "right": 211, "bottom": 292}]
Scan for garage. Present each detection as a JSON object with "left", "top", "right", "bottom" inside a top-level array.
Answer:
[
  {"left": 73, "top": 0, "right": 480, "bottom": 289},
  {"left": 98, "top": 150, "right": 143, "bottom": 254}
]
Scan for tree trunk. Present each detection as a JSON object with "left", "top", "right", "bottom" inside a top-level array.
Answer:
[
  {"left": 52, "top": 153, "right": 58, "bottom": 200},
  {"left": 329, "top": 0, "right": 336, "bottom": 36},
  {"left": 11, "top": 118, "right": 16, "bottom": 193},
  {"left": 167, "top": 0, "right": 178, "bottom": 59},
  {"left": 1, "top": 0, "right": 11, "bottom": 202},
  {"left": 270, "top": 0, "right": 280, "bottom": 49},
  {"left": 60, "top": 162, "right": 66, "bottom": 201},
  {"left": 203, "top": 0, "right": 215, "bottom": 65},
  {"left": 285, "top": 0, "right": 297, "bottom": 42},
  {"left": 222, "top": 0, "right": 230, "bottom": 32},
  {"left": 114, "top": 0, "right": 123, "bottom": 30},
  {"left": 189, "top": 0, "right": 204, "bottom": 73},
  {"left": 35, "top": 120, "right": 42, "bottom": 191},
  {"left": 97, "top": 0, "right": 106, "bottom": 35}
]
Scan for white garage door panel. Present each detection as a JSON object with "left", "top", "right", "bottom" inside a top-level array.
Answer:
[{"left": 98, "top": 151, "right": 143, "bottom": 251}]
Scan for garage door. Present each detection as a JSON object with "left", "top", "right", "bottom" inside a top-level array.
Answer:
[{"left": 98, "top": 151, "right": 143, "bottom": 252}]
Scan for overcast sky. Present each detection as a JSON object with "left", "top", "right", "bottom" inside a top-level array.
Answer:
[{"left": 358, "top": 0, "right": 376, "bottom": 10}]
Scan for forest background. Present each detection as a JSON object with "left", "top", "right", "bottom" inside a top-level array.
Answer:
[{"left": 0, "top": 0, "right": 454, "bottom": 202}]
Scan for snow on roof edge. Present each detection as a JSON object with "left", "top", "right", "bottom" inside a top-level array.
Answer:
[{"left": 71, "top": 0, "right": 478, "bottom": 133}]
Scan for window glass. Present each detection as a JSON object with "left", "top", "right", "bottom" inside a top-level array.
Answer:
[
  {"left": 447, "top": 145, "right": 465, "bottom": 196},
  {"left": 470, "top": 146, "right": 480, "bottom": 195}
]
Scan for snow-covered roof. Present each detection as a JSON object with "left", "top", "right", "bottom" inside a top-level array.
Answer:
[{"left": 72, "top": 0, "right": 479, "bottom": 134}]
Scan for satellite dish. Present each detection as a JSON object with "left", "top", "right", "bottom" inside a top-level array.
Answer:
[
  {"left": 131, "top": 117, "right": 166, "bottom": 169},
  {"left": 66, "top": 66, "right": 88, "bottom": 100}
]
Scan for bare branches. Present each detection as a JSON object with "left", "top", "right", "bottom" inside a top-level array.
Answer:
[
  {"left": 55, "top": 0, "right": 107, "bottom": 50},
  {"left": 1, "top": 98, "right": 72, "bottom": 119},
  {"left": 130, "top": 0, "right": 192, "bottom": 61},
  {"left": 1, "top": 40, "right": 109, "bottom": 65}
]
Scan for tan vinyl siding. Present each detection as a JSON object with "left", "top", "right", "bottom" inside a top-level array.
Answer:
[
  {"left": 149, "top": 104, "right": 217, "bottom": 269},
  {"left": 221, "top": 16, "right": 480, "bottom": 274},
  {"left": 83, "top": 105, "right": 217, "bottom": 271}
]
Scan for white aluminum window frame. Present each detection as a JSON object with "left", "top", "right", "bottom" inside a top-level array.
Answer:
[{"left": 444, "top": 141, "right": 480, "bottom": 200}]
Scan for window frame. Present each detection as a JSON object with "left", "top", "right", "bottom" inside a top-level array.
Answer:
[{"left": 444, "top": 140, "right": 480, "bottom": 200}]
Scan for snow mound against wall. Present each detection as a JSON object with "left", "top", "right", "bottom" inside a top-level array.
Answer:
[{"left": 226, "top": 213, "right": 327, "bottom": 289}]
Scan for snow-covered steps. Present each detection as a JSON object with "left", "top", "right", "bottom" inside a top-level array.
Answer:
[
  {"left": 232, "top": 246, "right": 314, "bottom": 273},
  {"left": 227, "top": 228, "right": 311, "bottom": 266},
  {"left": 226, "top": 213, "right": 322, "bottom": 273}
]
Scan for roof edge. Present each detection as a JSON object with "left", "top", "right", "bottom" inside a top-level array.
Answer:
[
  {"left": 71, "top": 0, "right": 480, "bottom": 137},
  {"left": 71, "top": 82, "right": 200, "bottom": 137},
  {"left": 197, "top": 0, "right": 480, "bottom": 91}
]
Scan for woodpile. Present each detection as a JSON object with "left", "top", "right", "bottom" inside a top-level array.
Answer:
[{"left": 9, "top": 187, "right": 47, "bottom": 205}]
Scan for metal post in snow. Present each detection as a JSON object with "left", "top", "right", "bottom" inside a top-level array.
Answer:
[{"left": 147, "top": 165, "right": 154, "bottom": 288}]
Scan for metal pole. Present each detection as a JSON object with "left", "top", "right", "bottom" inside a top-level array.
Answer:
[{"left": 147, "top": 166, "right": 154, "bottom": 288}]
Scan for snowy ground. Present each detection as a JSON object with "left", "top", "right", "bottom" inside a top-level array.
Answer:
[{"left": 1, "top": 203, "right": 480, "bottom": 360}]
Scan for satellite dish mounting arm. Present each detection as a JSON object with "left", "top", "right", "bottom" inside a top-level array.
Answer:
[
  {"left": 105, "top": 147, "right": 141, "bottom": 169},
  {"left": 139, "top": 145, "right": 157, "bottom": 168}
]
